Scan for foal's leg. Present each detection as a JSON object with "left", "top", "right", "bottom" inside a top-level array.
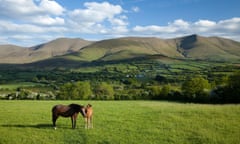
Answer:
[
  {"left": 87, "top": 118, "right": 90, "bottom": 129},
  {"left": 86, "top": 117, "right": 93, "bottom": 129},
  {"left": 90, "top": 116, "right": 93, "bottom": 128},
  {"left": 85, "top": 117, "right": 88, "bottom": 129}
]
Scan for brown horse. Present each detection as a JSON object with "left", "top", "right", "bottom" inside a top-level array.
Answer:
[
  {"left": 52, "top": 104, "right": 86, "bottom": 129},
  {"left": 85, "top": 104, "right": 93, "bottom": 129}
]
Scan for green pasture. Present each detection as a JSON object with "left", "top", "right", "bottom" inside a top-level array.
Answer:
[
  {"left": 0, "top": 101, "right": 239, "bottom": 144},
  {"left": 0, "top": 82, "right": 42, "bottom": 90}
]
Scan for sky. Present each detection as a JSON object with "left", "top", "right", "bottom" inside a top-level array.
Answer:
[{"left": 0, "top": 0, "right": 240, "bottom": 47}]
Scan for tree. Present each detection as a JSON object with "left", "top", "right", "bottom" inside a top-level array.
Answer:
[
  {"left": 149, "top": 86, "right": 161, "bottom": 99},
  {"left": 94, "top": 82, "right": 114, "bottom": 100},
  {"left": 58, "top": 82, "right": 73, "bottom": 100},
  {"left": 160, "top": 85, "right": 171, "bottom": 99},
  {"left": 73, "top": 81, "right": 92, "bottom": 100},
  {"left": 182, "top": 76, "right": 210, "bottom": 102},
  {"left": 58, "top": 81, "right": 92, "bottom": 100},
  {"left": 225, "top": 72, "right": 240, "bottom": 103}
]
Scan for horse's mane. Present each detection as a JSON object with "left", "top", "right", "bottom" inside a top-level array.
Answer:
[
  {"left": 68, "top": 103, "right": 85, "bottom": 117},
  {"left": 69, "top": 104, "right": 83, "bottom": 110}
]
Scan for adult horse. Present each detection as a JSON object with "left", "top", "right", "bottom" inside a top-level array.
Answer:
[{"left": 52, "top": 104, "right": 86, "bottom": 129}]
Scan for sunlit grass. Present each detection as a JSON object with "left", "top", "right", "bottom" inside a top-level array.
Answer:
[{"left": 0, "top": 101, "right": 239, "bottom": 144}]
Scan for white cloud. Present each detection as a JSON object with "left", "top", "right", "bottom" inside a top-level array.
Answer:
[
  {"left": 133, "top": 19, "right": 189, "bottom": 34},
  {"left": 0, "top": 0, "right": 240, "bottom": 46},
  {"left": 218, "top": 17, "right": 240, "bottom": 31},
  {"left": 0, "top": 0, "right": 65, "bottom": 25},
  {"left": 0, "top": 20, "right": 67, "bottom": 34},
  {"left": 131, "top": 6, "right": 140, "bottom": 12},
  {"left": 67, "top": 1, "right": 128, "bottom": 36},
  {"left": 68, "top": 2, "right": 125, "bottom": 25},
  {"left": 194, "top": 20, "right": 216, "bottom": 27},
  {"left": 31, "top": 16, "right": 65, "bottom": 25},
  {"left": 39, "top": 0, "right": 65, "bottom": 15},
  {"left": 171, "top": 19, "right": 190, "bottom": 28},
  {"left": 133, "top": 25, "right": 176, "bottom": 34},
  {"left": 132, "top": 18, "right": 240, "bottom": 41}
]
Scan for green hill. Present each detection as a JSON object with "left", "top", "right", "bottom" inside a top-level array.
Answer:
[
  {"left": 175, "top": 34, "right": 240, "bottom": 61},
  {"left": 60, "top": 35, "right": 240, "bottom": 63},
  {"left": 0, "top": 38, "right": 93, "bottom": 64},
  {"left": 0, "top": 35, "right": 240, "bottom": 66}
]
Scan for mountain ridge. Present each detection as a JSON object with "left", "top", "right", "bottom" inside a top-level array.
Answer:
[
  {"left": 0, "top": 38, "right": 93, "bottom": 64},
  {"left": 0, "top": 35, "right": 240, "bottom": 64}
]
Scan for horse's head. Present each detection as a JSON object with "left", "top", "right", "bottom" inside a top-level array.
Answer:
[
  {"left": 69, "top": 104, "right": 86, "bottom": 117},
  {"left": 79, "top": 106, "right": 86, "bottom": 117}
]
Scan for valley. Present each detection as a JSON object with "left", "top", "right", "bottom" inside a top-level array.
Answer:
[{"left": 0, "top": 35, "right": 239, "bottom": 103}]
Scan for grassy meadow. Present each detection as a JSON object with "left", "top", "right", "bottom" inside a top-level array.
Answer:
[{"left": 0, "top": 101, "right": 239, "bottom": 144}]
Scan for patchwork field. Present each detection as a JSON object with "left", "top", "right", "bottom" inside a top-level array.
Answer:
[{"left": 0, "top": 101, "right": 239, "bottom": 144}]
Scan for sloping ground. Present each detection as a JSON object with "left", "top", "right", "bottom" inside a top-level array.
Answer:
[
  {"left": 0, "top": 35, "right": 240, "bottom": 64},
  {"left": 0, "top": 38, "right": 93, "bottom": 64},
  {"left": 175, "top": 35, "right": 240, "bottom": 61},
  {"left": 0, "top": 45, "right": 32, "bottom": 63},
  {"left": 64, "top": 37, "right": 183, "bottom": 62}
]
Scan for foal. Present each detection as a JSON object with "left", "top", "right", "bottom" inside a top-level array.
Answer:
[{"left": 85, "top": 104, "right": 93, "bottom": 129}]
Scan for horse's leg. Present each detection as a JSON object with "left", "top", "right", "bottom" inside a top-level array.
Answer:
[
  {"left": 71, "top": 113, "right": 78, "bottom": 129},
  {"left": 52, "top": 114, "right": 58, "bottom": 129},
  {"left": 71, "top": 116, "right": 75, "bottom": 129}
]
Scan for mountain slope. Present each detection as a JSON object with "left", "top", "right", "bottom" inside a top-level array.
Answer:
[
  {"left": 63, "top": 37, "right": 183, "bottom": 62},
  {"left": 0, "top": 35, "right": 240, "bottom": 65},
  {"left": 61, "top": 35, "right": 240, "bottom": 62},
  {"left": 175, "top": 35, "right": 240, "bottom": 60},
  {"left": 0, "top": 38, "right": 93, "bottom": 63}
]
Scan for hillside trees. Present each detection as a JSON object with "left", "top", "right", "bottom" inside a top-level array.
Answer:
[
  {"left": 212, "top": 72, "right": 240, "bottom": 103},
  {"left": 226, "top": 72, "right": 240, "bottom": 102},
  {"left": 57, "top": 81, "right": 92, "bottom": 100},
  {"left": 57, "top": 81, "right": 114, "bottom": 100},
  {"left": 149, "top": 85, "right": 171, "bottom": 100},
  {"left": 93, "top": 82, "right": 114, "bottom": 100},
  {"left": 181, "top": 76, "right": 211, "bottom": 102}
]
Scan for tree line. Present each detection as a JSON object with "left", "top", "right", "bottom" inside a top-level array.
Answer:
[{"left": 54, "top": 72, "right": 240, "bottom": 103}]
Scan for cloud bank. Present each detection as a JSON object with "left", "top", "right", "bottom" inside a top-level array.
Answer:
[{"left": 0, "top": 0, "right": 239, "bottom": 46}]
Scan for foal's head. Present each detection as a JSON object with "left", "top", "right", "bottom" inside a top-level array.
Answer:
[
  {"left": 86, "top": 104, "right": 92, "bottom": 108},
  {"left": 85, "top": 104, "right": 93, "bottom": 117}
]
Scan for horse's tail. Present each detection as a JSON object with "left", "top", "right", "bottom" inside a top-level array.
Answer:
[{"left": 51, "top": 105, "right": 57, "bottom": 127}]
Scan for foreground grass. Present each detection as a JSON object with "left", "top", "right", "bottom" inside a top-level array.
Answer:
[{"left": 0, "top": 101, "right": 239, "bottom": 144}]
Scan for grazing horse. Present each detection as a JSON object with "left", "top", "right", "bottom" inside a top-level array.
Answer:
[
  {"left": 85, "top": 104, "right": 93, "bottom": 129},
  {"left": 52, "top": 104, "right": 86, "bottom": 129}
]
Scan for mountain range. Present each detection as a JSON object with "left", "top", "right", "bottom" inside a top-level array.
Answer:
[{"left": 0, "top": 34, "right": 240, "bottom": 65}]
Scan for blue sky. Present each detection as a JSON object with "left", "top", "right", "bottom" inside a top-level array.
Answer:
[{"left": 0, "top": 0, "right": 240, "bottom": 46}]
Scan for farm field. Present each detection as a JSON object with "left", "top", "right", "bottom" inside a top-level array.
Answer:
[{"left": 0, "top": 101, "right": 239, "bottom": 144}]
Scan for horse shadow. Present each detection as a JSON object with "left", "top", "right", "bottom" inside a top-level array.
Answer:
[
  {"left": 1, "top": 123, "right": 86, "bottom": 129},
  {"left": 1, "top": 123, "right": 53, "bottom": 129}
]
